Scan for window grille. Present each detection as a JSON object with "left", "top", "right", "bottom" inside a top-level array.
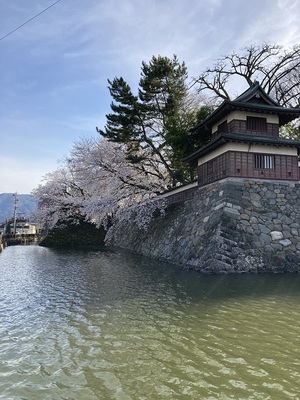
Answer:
[
  {"left": 254, "top": 154, "right": 275, "bottom": 169},
  {"left": 247, "top": 116, "right": 267, "bottom": 131},
  {"left": 217, "top": 120, "right": 228, "bottom": 133}
]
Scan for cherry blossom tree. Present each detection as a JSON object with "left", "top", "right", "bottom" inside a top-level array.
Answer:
[{"left": 33, "top": 137, "right": 167, "bottom": 232}]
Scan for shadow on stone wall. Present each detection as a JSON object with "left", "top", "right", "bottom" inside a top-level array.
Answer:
[{"left": 40, "top": 218, "right": 106, "bottom": 248}]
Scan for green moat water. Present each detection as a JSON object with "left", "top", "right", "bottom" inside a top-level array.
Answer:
[{"left": 0, "top": 245, "right": 300, "bottom": 399}]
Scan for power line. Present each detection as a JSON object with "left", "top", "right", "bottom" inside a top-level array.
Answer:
[{"left": 0, "top": 0, "right": 62, "bottom": 42}]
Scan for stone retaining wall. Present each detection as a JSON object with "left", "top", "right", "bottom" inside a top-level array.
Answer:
[{"left": 106, "top": 178, "right": 300, "bottom": 273}]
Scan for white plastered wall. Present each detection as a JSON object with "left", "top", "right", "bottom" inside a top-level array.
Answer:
[{"left": 212, "top": 111, "right": 279, "bottom": 134}]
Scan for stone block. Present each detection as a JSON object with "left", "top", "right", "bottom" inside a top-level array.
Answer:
[
  {"left": 246, "top": 226, "right": 254, "bottom": 234},
  {"left": 214, "top": 202, "right": 225, "bottom": 210},
  {"left": 241, "top": 220, "right": 251, "bottom": 227},
  {"left": 270, "top": 231, "right": 283, "bottom": 241},
  {"left": 250, "top": 216, "right": 258, "bottom": 224},
  {"left": 286, "top": 253, "right": 300, "bottom": 265},
  {"left": 240, "top": 213, "right": 250, "bottom": 221},
  {"left": 224, "top": 207, "right": 240, "bottom": 216},
  {"left": 260, "top": 233, "right": 272, "bottom": 245},
  {"left": 271, "top": 243, "right": 283, "bottom": 251},
  {"left": 250, "top": 193, "right": 261, "bottom": 202},
  {"left": 279, "top": 239, "right": 292, "bottom": 247},
  {"left": 258, "top": 224, "right": 269, "bottom": 234},
  {"left": 282, "top": 216, "right": 293, "bottom": 225},
  {"left": 252, "top": 200, "right": 262, "bottom": 209},
  {"left": 264, "top": 245, "right": 274, "bottom": 252},
  {"left": 240, "top": 198, "right": 252, "bottom": 209},
  {"left": 265, "top": 191, "right": 277, "bottom": 199},
  {"left": 282, "top": 230, "right": 292, "bottom": 239}
]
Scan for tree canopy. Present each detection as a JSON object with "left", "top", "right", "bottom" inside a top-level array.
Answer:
[
  {"left": 33, "top": 138, "right": 167, "bottom": 231},
  {"left": 97, "top": 55, "right": 210, "bottom": 188}
]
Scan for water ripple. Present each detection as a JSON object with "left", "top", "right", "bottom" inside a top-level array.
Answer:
[{"left": 1, "top": 246, "right": 300, "bottom": 399}]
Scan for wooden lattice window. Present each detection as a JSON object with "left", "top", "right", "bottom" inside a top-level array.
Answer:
[
  {"left": 218, "top": 120, "right": 228, "bottom": 133},
  {"left": 254, "top": 154, "right": 275, "bottom": 169},
  {"left": 247, "top": 116, "right": 267, "bottom": 131}
]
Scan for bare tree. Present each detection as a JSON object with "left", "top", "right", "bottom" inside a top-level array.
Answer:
[{"left": 193, "top": 43, "right": 300, "bottom": 107}]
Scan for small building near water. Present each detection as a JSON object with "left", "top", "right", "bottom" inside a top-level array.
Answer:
[
  {"left": 0, "top": 219, "right": 37, "bottom": 236},
  {"left": 0, "top": 218, "right": 39, "bottom": 246}
]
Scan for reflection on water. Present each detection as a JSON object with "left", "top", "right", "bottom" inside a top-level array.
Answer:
[{"left": 0, "top": 245, "right": 300, "bottom": 399}]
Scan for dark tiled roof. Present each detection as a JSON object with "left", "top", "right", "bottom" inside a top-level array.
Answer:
[
  {"left": 191, "top": 82, "right": 300, "bottom": 132},
  {"left": 234, "top": 80, "right": 279, "bottom": 105}
]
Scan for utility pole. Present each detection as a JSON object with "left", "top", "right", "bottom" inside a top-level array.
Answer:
[{"left": 13, "top": 192, "right": 18, "bottom": 236}]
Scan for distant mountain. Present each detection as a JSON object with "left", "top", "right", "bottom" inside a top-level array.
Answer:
[{"left": 0, "top": 193, "right": 38, "bottom": 222}]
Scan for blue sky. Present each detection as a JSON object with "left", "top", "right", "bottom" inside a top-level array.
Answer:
[{"left": 0, "top": 0, "right": 299, "bottom": 194}]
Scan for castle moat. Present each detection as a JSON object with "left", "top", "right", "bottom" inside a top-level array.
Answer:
[{"left": 0, "top": 245, "right": 300, "bottom": 399}]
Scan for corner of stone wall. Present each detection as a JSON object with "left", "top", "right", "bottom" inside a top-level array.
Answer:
[
  {"left": 106, "top": 178, "right": 300, "bottom": 273},
  {"left": 203, "top": 178, "right": 300, "bottom": 273}
]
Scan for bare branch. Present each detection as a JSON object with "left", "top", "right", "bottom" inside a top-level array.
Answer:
[{"left": 193, "top": 43, "right": 300, "bottom": 107}]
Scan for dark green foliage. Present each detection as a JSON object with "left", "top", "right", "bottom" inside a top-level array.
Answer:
[
  {"left": 5, "top": 223, "right": 12, "bottom": 234},
  {"left": 97, "top": 55, "right": 206, "bottom": 187},
  {"left": 165, "top": 105, "right": 213, "bottom": 180},
  {"left": 167, "top": 106, "right": 213, "bottom": 160}
]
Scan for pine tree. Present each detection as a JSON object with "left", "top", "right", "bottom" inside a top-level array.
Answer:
[{"left": 97, "top": 55, "right": 206, "bottom": 188}]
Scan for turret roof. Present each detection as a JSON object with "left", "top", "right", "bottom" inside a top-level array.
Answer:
[
  {"left": 192, "top": 82, "right": 300, "bottom": 132},
  {"left": 183, "top": 133, "right": 300, "bottom": 166}
]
